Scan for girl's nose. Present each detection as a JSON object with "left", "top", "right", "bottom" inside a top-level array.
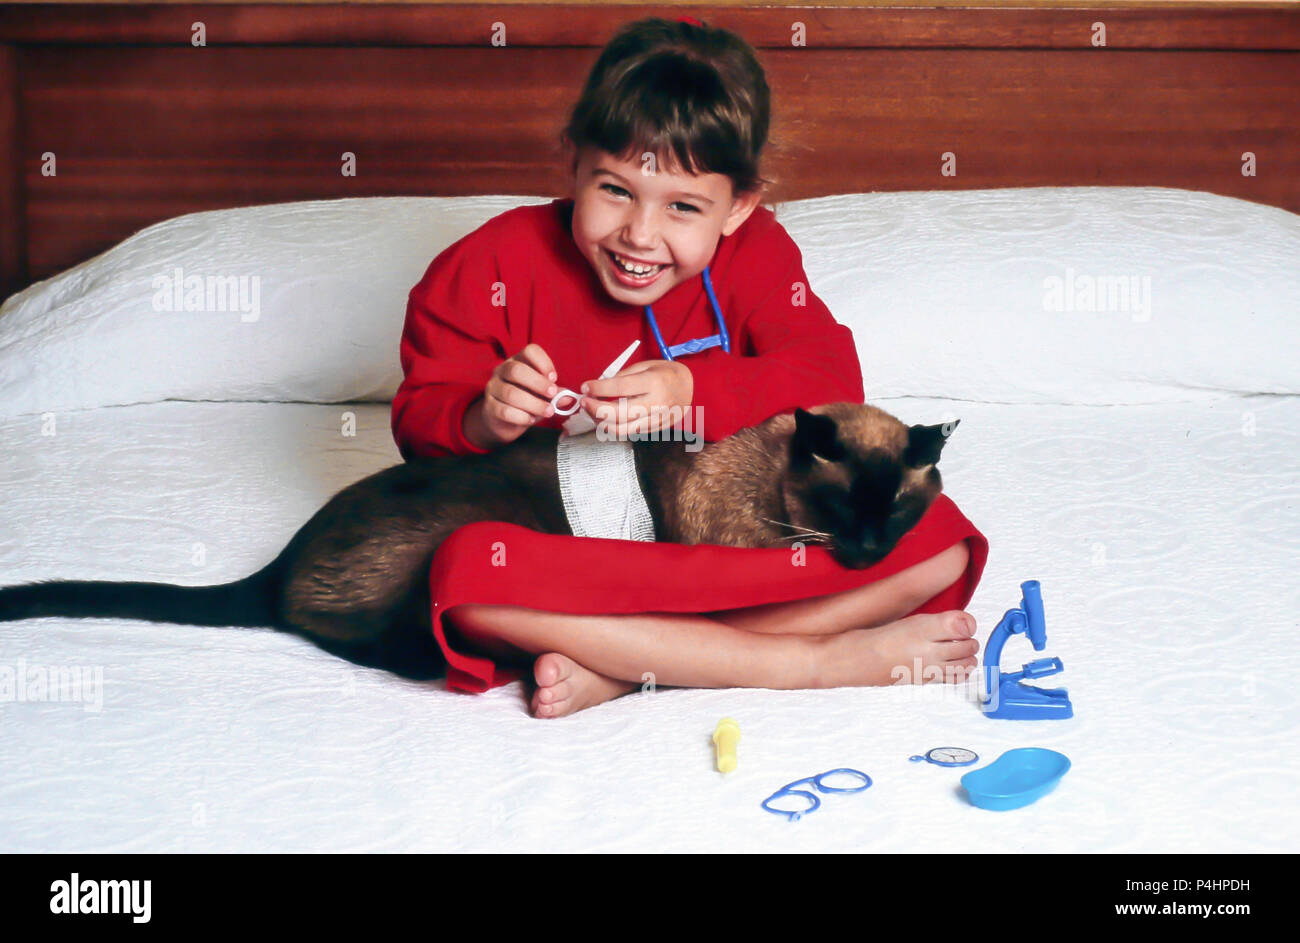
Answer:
[{"left": 621, "top": 208, "right": 659, "bottom": 248}]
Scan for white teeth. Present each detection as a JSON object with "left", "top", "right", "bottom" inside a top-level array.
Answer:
[{"left": 611, "top": 251, "right": 663, "bottom": 276}]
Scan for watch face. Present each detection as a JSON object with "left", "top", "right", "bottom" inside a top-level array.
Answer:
[{"left": 930, "top": 748, "right": 978, "bottom": 766}]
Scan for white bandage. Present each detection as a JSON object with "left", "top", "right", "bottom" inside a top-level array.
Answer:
[{"left": 556, "top": 431, "right": 656, "bottom": 542}]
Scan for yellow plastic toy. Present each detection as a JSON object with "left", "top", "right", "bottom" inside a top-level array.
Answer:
[{"left": 712, "top": 718, "right": 741, "bottom": 773}]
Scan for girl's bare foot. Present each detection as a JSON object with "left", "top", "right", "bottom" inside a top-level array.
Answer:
[
  {"left": 819, "top": 611, "right": 980, "bottom": 687},
  {"left": 530, "top": 652, "right": 639, "bottom": 718}
]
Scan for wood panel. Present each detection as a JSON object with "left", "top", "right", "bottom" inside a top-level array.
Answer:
[
  {"left": 2, "top": 2, "right": 1298, "bottom": 300},
  {"left": 0, "top": 43, "right": 23, "bottom": 296},
  {"left": 11, "top": 1, "right": 1300, "bottom": 7},
  {"left": 3, "top": 3, "right": 1300, "bottom": 48}
]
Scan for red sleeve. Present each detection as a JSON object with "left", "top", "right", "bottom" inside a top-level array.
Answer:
[
  {"left": 686, "top": 219, "right": 863, "bottom": 442},
  {"left": 391, "top": 234, "right": 510, "bottom": 459}
]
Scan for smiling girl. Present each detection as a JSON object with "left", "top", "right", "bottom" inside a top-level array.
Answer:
[{"left": 392, "top": 16, "right": 980, "bottom": 716}]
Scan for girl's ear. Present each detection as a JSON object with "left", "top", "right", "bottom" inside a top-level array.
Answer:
[
  {"left": 792, "top": 408, "right": 845, "bottom": 463},
  {"left": 905, "top": 420, "right": 958, "bottom": 468},
  {"left": 721, "top": 188, "right": 765, "bottom": 237}
]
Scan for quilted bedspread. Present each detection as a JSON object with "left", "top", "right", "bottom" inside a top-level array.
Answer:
[{"left": 1, "top": 395, "right": 1296, "bottom": 852}]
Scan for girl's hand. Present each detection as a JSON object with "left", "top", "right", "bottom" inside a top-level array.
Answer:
[
  {"left": 579, "top": 359, "right": 694, "bottom": 437},
  {"left": 465, "top": 344, "right": 559, "bottom": 448}
]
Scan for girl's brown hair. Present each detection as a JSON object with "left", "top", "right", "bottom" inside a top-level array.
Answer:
[{"left": 561, "top": 17, "right": 772, "bottom": 198}]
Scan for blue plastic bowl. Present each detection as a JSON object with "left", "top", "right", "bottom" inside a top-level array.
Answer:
[{"left": 960, "top": 747, "right": 1071, "bottom": 811}]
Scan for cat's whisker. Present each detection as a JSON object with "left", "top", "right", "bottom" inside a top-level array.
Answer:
[
  {"left": 779, "top": 527, "right": 833, "bottom": 540},
  {"left": 759, "top": 517, "right": 831, "bottom": 539}
]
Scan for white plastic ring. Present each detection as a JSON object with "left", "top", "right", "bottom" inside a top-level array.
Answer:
[{"left": 549, "top": 388, "right": 583, "bottom": 416}]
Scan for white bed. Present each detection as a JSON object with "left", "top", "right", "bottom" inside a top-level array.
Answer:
[{"left": 1, "top": 189, "right": 1297, "bottom": 852}]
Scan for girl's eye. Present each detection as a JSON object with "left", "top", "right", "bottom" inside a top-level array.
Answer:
[{"left": 600, "top": 184, "right": 699, "bottom": 214}]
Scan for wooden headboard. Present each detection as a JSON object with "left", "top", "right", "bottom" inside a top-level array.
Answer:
[{"left": 1, "top": 0, "right": 1297, "bottom": 301}]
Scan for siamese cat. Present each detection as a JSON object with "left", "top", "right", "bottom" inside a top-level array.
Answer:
[{"left": 0, "top": 403, "right": 955, "bottom": 678}]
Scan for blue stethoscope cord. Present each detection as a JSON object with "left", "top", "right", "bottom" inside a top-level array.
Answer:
[{"left": 642, "top": 265, "right": 731, "bottom": 362}]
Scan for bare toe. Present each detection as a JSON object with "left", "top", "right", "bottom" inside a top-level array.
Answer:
[
  {"left": 531, "top": 653, "right": 574, "bottom": 718},
  {"left": 935, "top": 610, "right": 977, "bottom": 639},
  {"left": 942, "top": 637, "right": 981, "bottom": 660},
  {"left": 955, "top": 656, "right": 979, "bottom": 680},
  {"left": 534, "top": 651, "right": 569, "bottom": 688},
  {"left": 530, "top": 653, "right": 636, "bottom": 719}
]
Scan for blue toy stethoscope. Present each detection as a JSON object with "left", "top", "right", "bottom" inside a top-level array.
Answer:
[
  {"left": 645, "top": 264, "right": 730, "bottom": 362},
  {"left": 548, "top": 265, "right": 731, "bottom": 418}
]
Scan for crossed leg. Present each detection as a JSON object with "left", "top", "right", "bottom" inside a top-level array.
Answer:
[
  {"left": 445, "top": 541, "right": 975, "bottom": 717},
  {"left": 707, "top": 541, "right": 972, "bottom": 636}
]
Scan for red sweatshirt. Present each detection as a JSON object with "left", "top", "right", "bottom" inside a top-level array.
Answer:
[{"left": 392, "top": 197, "right": 863, "bottom": 459}]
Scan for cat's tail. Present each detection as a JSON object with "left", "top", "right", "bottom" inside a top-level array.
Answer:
[{"left": 0, "top": 560, "right": 284, "bottom": 628}]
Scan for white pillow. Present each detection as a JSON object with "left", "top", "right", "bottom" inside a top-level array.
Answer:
[
  {"left": 0, "top": 195, "right": 551, "bottom": 419},
  {"left": 775, "top": 187, "right": 1300, "bottom": 404},
  {"left": 1, "top": 187, "right": 1295, "bottom": 419}
]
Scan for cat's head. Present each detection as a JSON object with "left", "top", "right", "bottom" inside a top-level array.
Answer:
[{"left": 782, "top": 403, "right": 957, "bottom": 569}]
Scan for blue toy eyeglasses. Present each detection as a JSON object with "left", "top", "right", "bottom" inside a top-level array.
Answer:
[{"left": 761, "top": 768, "right": 873, "bottom": 822}]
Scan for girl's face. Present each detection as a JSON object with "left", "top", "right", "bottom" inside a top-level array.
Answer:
[{"left": 567, "top": 145, "right": 762, "bottom": 307}]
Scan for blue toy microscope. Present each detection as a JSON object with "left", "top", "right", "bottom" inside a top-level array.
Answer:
[{"left": 981, "top": 580, "right": 1073, "bottom": 719}]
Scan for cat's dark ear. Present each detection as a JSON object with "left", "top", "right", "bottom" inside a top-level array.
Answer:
[
  {"left": 792, "top": 407, "right": 845, "bottom": 463},
  {"left": 905, "top": 420, "right": 958, "bottom": 467}
]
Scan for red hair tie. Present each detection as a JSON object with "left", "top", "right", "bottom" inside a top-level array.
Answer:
[{"left": 677, "top": 15, "right": 704, "bottom": 27}]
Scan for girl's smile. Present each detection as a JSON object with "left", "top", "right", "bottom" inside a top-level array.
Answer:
[{"left": 602, "top": 247, "right": 671, "bottom": 289}]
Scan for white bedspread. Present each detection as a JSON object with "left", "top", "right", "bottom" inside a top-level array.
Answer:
[{"left": 2, "top": 395, "right": 1296, "bottom": 852}]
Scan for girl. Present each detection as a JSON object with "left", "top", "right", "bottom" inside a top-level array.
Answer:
[{"left": 392, "top": 16, "right": 985, "bottom": 717}]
